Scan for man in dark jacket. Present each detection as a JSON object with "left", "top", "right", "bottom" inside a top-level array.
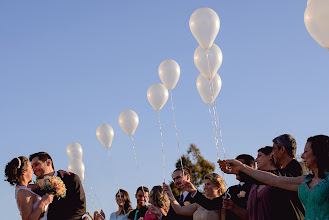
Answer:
[{"left": 30, "top": 152, "right": 86, "bottom": 220}]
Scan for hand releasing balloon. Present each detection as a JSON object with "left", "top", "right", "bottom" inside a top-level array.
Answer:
[
  {"left": 96, "top": 124, "right": 114, "bottom": 149},
  {"left": 158, "top": 59, "right": 180, "bottom": 90},
  {"left": 119, "top": 110, "right": 139, "bottom": 136},
  {"left": 147, "top": 83, "right": 169, "bottom": 111},
  {"left": 194, "top": 44, "right": 223, "bottom": 80},
  {"left": 67, "top": 142, "right": 83, "bottom": 160},
  {"left": 68, "top": 159, "right": 85, "bottom": 181},
  {"left": 189, "top": 8, "right": 220, "bottom": 49},
  {"left": 304, "top": 0, "right": 329, "bottom": 49},
  {"left": 196, "top": 73, "right": 222, "bottom": 104}
]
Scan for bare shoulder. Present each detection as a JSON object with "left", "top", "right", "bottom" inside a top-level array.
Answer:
[{"left": 16, "top": 189, "right": 34, "bottom": 203}]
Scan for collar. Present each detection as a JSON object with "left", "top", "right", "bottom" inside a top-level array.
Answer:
[{"left": 239, "top": 182, "right": 245, "bottom": 186}]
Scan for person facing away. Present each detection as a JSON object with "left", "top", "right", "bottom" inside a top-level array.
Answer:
[
  {"left": 223, "top": 154, "right": 255, "bottom": 220},
  {"left": 144, "top": 185, "right": 170, "bottom": 220},
  {"left": 29, "top": 152, "right": 86, "bottom": 220},
  {"left": 127, "top": 186, "right": 149, "bottom": 220},
  {"left": 5, "top": 156, "right": 54, "bottom": 220},
  {"left": 109, "top": 189, "right": 132, "bottom": 220}
]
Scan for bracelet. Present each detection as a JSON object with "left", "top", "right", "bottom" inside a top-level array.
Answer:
[{"left": 169, "top": 196, "right": 175, "bottom": 201}]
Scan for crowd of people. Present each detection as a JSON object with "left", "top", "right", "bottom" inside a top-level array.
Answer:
[{"left": 5, "top": 134, "right": 329, "bottom": 220}]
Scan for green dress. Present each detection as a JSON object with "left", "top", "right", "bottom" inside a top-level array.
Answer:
[{"left": 298, "top": 172, "right": 329, "bottom": 220}]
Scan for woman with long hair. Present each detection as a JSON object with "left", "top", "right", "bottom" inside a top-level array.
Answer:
[
  {"left": 109, "top": 189, "right": 132, "bottom": 220},
  {"left": 5, "top": 156, "right": 54, "bottom": 220},
  {"left": 219, "top": 135, "right": 329, "bottom": 219}
]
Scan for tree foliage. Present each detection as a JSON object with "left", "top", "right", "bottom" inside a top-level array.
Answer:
[{"left": 170, "top": 144, "right": 216, "bottom": 196}]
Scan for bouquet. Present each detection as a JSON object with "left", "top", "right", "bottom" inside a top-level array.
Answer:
[{"left": 36, "top": 176, "right": 67, "bottom": 217}]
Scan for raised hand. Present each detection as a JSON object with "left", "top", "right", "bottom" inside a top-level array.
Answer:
[
  {"left": 222, "top": 197, "right": 234, "bottom": 210},
  {"left": 148, "top": 204, "right": 162, "bottom": 216},
  {"left": 182, "top": 180, "right": 196, "bottom": 194},
  {"left": 163, "top": 182, "right": 175, "bottom": 201},
  {"left": 57, "top": 169, "right": 74, "bottom": 178},
  {"left": 218, "top": 159, "right": 240, "bottom": 174}
]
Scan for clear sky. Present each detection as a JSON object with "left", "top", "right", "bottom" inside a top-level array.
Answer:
[{"left": 1, "top": 0, "right": 328, "bottom": 219}]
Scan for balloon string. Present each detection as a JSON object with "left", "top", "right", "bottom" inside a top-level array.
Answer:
[
  {"left": 208, "top": 104, "right": 220, "bottom": 159},
  {"left": 106, "top": 150, "right": 126, "bottom": 214},
  {"left": 213, "top": 100, "right": 226, "bottom": 159},
  {"left": 158, "top": 111, "right": 166, "bottom": 183},
  {"left": 170, "top": 91, "right": 185, "bottom": 176},
  {"left": 130, "top": 136, "right": 147, "bottom": 198},
  {"left": 82, "top": 183, "right": 98, "bottom": 211},
  {"left": 84, "top": 175, "right": 103, "bottom": 209},
  {"left": 206, "top": 48, "right": 230, "bottom": 198},
  {"left": 206, "top": 50, "right": 220, "bottom": 159}
]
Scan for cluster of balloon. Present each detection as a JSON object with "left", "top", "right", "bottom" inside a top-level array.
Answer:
[
  {"left": 190, "top": 8, "right": 222, "bottom": 104},
  {"left": 190, "top": 8, "right": 225, "bottom": 160},
  {"left": 158, "top": 59, "right": 185, "bottom": 175},
  {"left": 304, "top": 0, "right": 329, "bottom": 49},
  {"left": 67, "top": 142, "right": 85, "bottom": 181}
]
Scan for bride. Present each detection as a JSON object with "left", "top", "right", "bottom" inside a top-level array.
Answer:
[
  {"left": 5, "top": 156, "right": 54, "bottom": 220},
  {"left": 163, "top": 173, "right": 226, "bottom": 220}
]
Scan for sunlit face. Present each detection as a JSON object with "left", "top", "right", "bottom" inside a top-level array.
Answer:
[
  {"left": 301, "top": 142, "right": 317, "bottom": 170},
  {"left": 173, "top": 170, "right": 189, "bottom": 190},
  {"left": 31, "top": 157, "right": 52, "bottom": 179},
  {"left": 255, "top": 152, "right": 271, "bottom": 170},
  {"left": 204, "top": 179, "right": 219, "bottom": 198},
  {"left": 116, "top": 192, "right": 125, "bottom": 206},
  {"left": 135, "top": 190, "right": 149, "bottom": 207},
  {"left": 271, "top": 144, "right": 283, "bottom": 165},
  {"left": 23, "top": 162, "right": 34, "bottom": 183}
]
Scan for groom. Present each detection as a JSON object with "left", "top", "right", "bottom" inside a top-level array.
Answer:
[{"left": 29, "top": 152, "right": 86, "bottom": 220}]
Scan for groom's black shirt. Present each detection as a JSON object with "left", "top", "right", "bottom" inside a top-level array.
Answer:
[{"left": 35, "top": 172, "right": 86, "bottom": 220}]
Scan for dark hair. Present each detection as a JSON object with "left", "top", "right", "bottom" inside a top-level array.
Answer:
[
  {"left": 173, "top": 166, "right": 191, "bottom": 177},
  {"left": 307, "top": 135, "right": 329, "bottom": 179},
  {"left": 136, "top": 186, "right": 149, "bottom": 195},
  {"left": 5, "top": 156, "right": 29, "bottom": 185},
  {"left": 258, "top": 146, "right": 273, "bottom": 155},
  {"left": 149, "top": 185, "right": 170, "bottom": 212},
  {"left": 272, "top": 134, "right": 297, "bottom": 158},
  {"left": 29, "top": 152, "right": 54, "bottom": 170},
  {"left": 116, "top": 189, "right": 132, "bottom": 214},
  {"left": 236, "top": 154, "right": 255, "bottom": 167}
]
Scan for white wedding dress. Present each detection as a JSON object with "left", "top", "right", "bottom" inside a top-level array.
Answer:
[
  {"left": 15, "top": 185, "right": 48, "bottom": 220},
  {"left": 193, "top": 206, "right": 221, "bottom": 220}
]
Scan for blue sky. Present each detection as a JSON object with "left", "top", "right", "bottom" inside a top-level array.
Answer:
[{"left": 1, "top": 0, "right": 328, "bottom": 218}]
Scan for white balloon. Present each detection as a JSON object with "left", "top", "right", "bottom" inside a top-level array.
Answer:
[
  {"left": 118, "top": 110, "right": 139, "bottom": 136},
  {"left": 147, "top": 83, "right": 169, "bottom": 111},
  {"left": 196, "top": 73, "right": 222, "bottom": 104},
  {"left": 66, "top": 142, "right": 83, "bottom": 160},
  {"left": 158, "top": 59, "right": 180, "bottom": 90},
  {"left": 194, "top": 44, "right": 223, "bottom": 80},
  {"left": 96, "top": 124, "right": 114, "bottom": 149},
  {"left": 304, "top": 0, "right": 329, "bottom": 49},
  {"left": 189, "top": 8, "right": 220, "bottom": 49},
  {"left": 68, "top": 159, "right": 85, "bottom": 182}
]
